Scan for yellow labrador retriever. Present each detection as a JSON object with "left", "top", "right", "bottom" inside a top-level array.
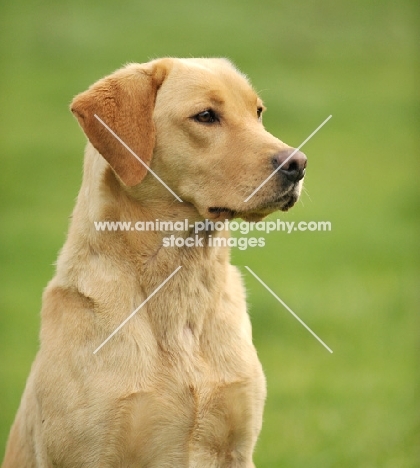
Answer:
[{"left": 3, "top": 58, "right": 306, "bottom": 467}]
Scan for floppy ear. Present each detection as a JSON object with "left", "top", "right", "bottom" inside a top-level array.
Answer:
[{"left": 70, "top": 61, "right": 170, "bottom": 186}]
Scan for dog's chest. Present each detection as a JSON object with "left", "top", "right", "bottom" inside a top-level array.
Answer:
[
  {"left": 121, "top": 278, "right": 263, "bottom": 465},
  {"left": 125, "top": 347, "right": 262, "bottom": 466},
  {"left": 68, "top": 263, "right": 265, "bottom": 465}
]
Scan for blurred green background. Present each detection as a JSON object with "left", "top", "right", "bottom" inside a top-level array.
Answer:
[{"left": 0, "top": 0, "right": 418, "bottom": 466}]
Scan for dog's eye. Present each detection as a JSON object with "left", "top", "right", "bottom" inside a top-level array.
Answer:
[
  {"left": 193, "top": 109, "right": 218, "bottom": 124},
  {"left": 257, "top": 106, "right": 263, "bottom": 121}
]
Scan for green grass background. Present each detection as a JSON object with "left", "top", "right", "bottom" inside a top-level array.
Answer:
[{"left": 0, "top": 0, "right": 418, "bottom": 466}]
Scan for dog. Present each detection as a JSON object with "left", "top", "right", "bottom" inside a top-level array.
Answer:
[{"left": 2, "top": 58, "right": 306, "bottom": 467}]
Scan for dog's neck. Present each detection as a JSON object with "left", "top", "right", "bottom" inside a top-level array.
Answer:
[{"left": 53, "top": 146, "right": 233, "bottom": 348}]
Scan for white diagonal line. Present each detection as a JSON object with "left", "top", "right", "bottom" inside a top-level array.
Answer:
[
  {"left": 245, "top": 266, "right": 333, "bottom": 353},
  {"left": 94, "top": 114, "right": 183, "bottom": 202},
  {"left": 93, "top": 266, "right": 182, "bottom": 354},
  {"left": 244, "top": 115, "right": 332, "bottom": 203}
]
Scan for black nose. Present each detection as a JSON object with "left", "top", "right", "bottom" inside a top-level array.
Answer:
[{"left": 272, "top": 148, "right": 307, "bottom": 182}]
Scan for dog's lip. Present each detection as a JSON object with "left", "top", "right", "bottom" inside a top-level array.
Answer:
[
  {"left": 269, "top": 192, "right": 299, "bottom": 211},
  {"left": 207, "top": 207, "right": 236, "bottom": 220},
  {"left": 207, "top": 192, "right": 298, "bottom": 220},
  {"left": 208, "top": 207, "right": 234, "bottom": 215}
]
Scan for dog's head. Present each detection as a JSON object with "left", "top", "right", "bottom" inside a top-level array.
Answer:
[{"left": 71, "top": 58, "right": 306, "bottom": 222}]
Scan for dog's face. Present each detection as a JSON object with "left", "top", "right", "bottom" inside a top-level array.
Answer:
[{"left": 71, "top": 58, "right": 306, "bottom": 222}]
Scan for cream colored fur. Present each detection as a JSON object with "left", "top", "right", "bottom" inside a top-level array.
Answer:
[{"left": 2, "top": 58, "right": 304, "bottom": 468}]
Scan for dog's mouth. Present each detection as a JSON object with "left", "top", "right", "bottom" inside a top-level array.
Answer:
[
  {"left": 207, "top": 191, "right": 299, "bottom": 221},
  {"left": 208, "top": 207, "right": 236, "bottom": 219}
]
